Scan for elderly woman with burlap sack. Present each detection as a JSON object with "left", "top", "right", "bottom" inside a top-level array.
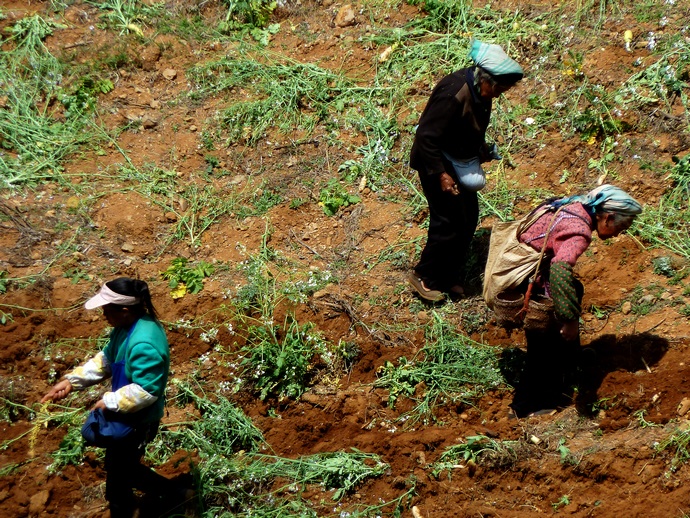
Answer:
[
  {"left": 407, "top": 39, "right": 523, "bottom": 302},
  {"left": 483, "top": 185, "right": 643, "bottom": 417}
]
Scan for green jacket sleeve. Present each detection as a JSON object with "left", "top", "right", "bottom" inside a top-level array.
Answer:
[{"left": 550, "top": 261, "right": 581, "bottom": 321}]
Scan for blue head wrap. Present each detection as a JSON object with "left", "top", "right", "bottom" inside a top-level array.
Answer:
[
  {"left": 469, "top": 39, "right": 524, "bottom": 84},
  {"left": 553, "top": 184, "right": 642, "bottom": 216}
]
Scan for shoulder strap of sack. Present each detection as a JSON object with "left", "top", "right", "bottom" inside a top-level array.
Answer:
[
  {"left": 516, "top": 204, "right": 553, "bottom": 237},
  {"left": 519, "top": 207, "right": 564, "bottom": 316}
]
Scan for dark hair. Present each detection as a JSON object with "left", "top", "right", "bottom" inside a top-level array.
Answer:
[
  {"left": 475, "top": 66, "right": 522, "bottom": 88},
  {"left": 105, "top": 277, "right": 159, "bottom": 322},
  {"left": 596, "top": 210, "right": 637, "bottom": 227}
]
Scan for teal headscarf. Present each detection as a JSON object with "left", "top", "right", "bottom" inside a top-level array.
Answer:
[
  {"left": 469, "top": 39, "right": 523, "bottom": 83},
  {"left": 554, "top": 184, "right": 642, "bottom": 216}
]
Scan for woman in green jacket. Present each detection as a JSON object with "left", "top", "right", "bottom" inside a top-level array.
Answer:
[{"left": 42, "top": 278, "right": 184, "bottom": 517}]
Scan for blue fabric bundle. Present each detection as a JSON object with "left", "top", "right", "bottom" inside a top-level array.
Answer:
[
  {"left": 442, "top": 152, "right": 486, "bottom": 192},
  {"left": 81, "top": 408, "right": 136, "bottom": 447}
]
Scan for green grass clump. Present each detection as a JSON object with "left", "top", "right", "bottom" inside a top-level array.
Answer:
[
  {"left": 87, "top": 0, "right": 161, "bottom": 35},
  {"left": 374, "top": 312, "right": 504, "bottom": 424},
  {"left": 198, "top": 449, "right": 388, "bottom": 514},
  {"left": 151, "top": 380, "right": 266, "bottom": 462},
  {"left": 0, "top": 15, "right": 97, "bottom": 188},
  {"left": 656, "top": 426, "right": 690, "bottom": 473},
  {"left": 634, "top": 155, "right": 690, "bottom": 260},
  {"left": 187, "top": 49, "right": 405, "bottom": 187},
  {"left": 220, "top": 0, "right": 276, "bottom": 29},
  {"left": 188, "top": 56, "right": 343, "bottom": 144}
]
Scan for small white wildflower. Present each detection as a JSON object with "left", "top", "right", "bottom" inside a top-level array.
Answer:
[
  {"left": 647, "top": 32, "right": 656, "bottom": 50},
  {"left": 524, "top": 117, "right": 535, "bottom": 125}
]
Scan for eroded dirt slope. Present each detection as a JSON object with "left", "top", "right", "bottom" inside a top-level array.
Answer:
[{"left": 1, "top": 0, "right": 690, "bottom": 517}]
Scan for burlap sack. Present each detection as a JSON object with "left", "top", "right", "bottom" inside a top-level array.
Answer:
[{"left": 483, "top": 207, "right": 549, "bottom": 309}]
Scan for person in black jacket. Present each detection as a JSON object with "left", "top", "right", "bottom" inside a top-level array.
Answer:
[{"left": 408, "top": 40, "right": 523, "bottom": 302}]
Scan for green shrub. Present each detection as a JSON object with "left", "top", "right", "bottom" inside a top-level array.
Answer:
[{"left": 241, "top": 316, "right": 327, "bottom": 400}]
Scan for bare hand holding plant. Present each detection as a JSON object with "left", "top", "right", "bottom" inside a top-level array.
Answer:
[{"left": 41, "top": 379, "right": 72, "bottom": 403}]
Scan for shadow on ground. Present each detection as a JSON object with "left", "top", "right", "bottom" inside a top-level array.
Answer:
[{"left": 498, "top": 332, "right": 670, "bottom": 416}]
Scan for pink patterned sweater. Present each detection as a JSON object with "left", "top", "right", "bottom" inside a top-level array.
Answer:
[
  {"left": 519, "top": 203, "right": 593, "bottom": 265},
  {"left": 518, "top": 202, "right": 594, "bottom": 321}
]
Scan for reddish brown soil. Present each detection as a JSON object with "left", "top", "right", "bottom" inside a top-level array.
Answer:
[{"left": 1, "top": 1, "right": 690, "bottom": 517}]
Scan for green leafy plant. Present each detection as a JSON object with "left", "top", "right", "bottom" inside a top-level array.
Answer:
[
  {"left": 557, "top": 438, "right": 578, "bottom": 465},
  {"left": 59, "top": 76, "right": 114, "bottom": 118},
  {"left": 281, "top": 268, "right": 335, "bottom": 304},
  {"left": 319, "top": 180, "right": 361, "bottom": 216},
  {"left": 628, "top": 284, "right": 664, "bottom": 316},
  {"left": 633, "top": 409, "right": 660, "bottom": 428},
  {"left": 365, "top": 238, "right": 420, "bottom": 272},
  {"left": 0, "top": 15, "right": 95, "bottom": 187},
  {"left": 250, "top": 23, "right": 280, "bottom": 46},
  {"left": 375, "top": 357, "right": 421, "bottom": 410},
  {"left": 589, "top": 305, "right": 608, "bottom": 319},
  {"left": 241, "top": 316, "right": 328, "bottom": 400},
  {"left": 198, "top": 449, "right": 388, "bottom": 513},
  {"left": 572, "top": 86, "right": 626, "bottom": 141},
  {"left": 87, "top": 0, "right": 156, "bottom": 35},
  {"left": 0, "top": 463, "right": 21, "bottom": 477},
  {"left": 48, "top": 425, "right": 86, "bottom": 473},
  {"left": 0, "top": 377, "right": 32, "bottom": 422},
  {"left": 441, "top": 435, "right": 498, "bottom": 465},
  {"left": 652, "top": 256, "right": 676, "bottom": 277},
  {"left": 221, "top": 0, "right": 277, "bottom": 29},
  {"left": 0, "top": 311, "right": 12, "bottom": 325},
  {"left": 632, "top": 139, "right": 690, "bottom": 262},
  {"left": 587, "top": 136, "right": 618, "bottom": 176},
  {"left": 62, "top": 268, "right": 90, "bottom": 284},
  {"left": 432, "top": 435, "right": 519, "bottom": 479},
  {"left": 161, "top": 257, "right": 214, "bottom": 296},
  {"left": 406, "top": 0, "right": 472, "bottom": 32},
  {"left": 231, "top": 226, "right": 281, "bottom": 318},
  {"left": 552, "top": 494, "right": 571, "bottom": 511},
  {"left": 245, "top": 187, "right": 283, "bottom": 217}
]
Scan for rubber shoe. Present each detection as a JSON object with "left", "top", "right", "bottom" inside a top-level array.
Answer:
[
  {"left": 408, "top": 272, "right": 444, "bottom": 302},
  {"left": 527, "top": 408, "right": 557, "bottom": 417}
]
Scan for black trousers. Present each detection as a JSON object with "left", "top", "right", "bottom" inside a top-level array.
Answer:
[
  {"left": 511, "top": 327, "right": 581, "bottom": 416},
  {"left": 414, "top": 170, "right": 479, "bottom": 290},
  {"left": 105, "top": 421, "right": 174, "bottom": 518}
]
